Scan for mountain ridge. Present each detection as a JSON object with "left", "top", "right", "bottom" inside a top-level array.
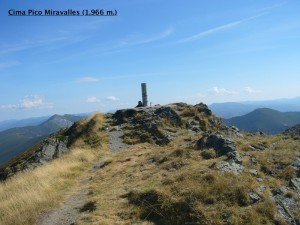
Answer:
[
  {"left": 224, "top": 108, "right": 300, "bottom": 134},
  {"left": 0, "top": 114, "right": 84, "bottom": 166},
  {"left": 210, "top": 96, "right": 300, "bottom": 118},
  {"left": 1, "top": 103, "right": 300, "bottom": 225}
]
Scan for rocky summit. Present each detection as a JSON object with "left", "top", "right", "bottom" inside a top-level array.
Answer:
[{"left": 1, "top": 102, "right": 300, "bottom": 225}]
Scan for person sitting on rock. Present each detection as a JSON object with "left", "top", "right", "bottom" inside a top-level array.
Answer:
[{"left": 136, "top": 101, "right": 143, "bottom": 107}]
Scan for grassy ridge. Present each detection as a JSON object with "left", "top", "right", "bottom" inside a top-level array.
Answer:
[
  {"left": 0, "top": 114, "right": 107, "bottom": 225},
  {"left": 0, "top": 147, "right": 99, "bottom": 225},
  {"left": 77, "top": 133, "right": 298, "bottom": 225}
]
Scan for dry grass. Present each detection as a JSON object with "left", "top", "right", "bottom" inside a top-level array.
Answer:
[
  {"left": 0, "top": 113, "right": 107, "bottom": 225},
  {"left": 1, "top": 110, "right": 299, "bottom": 225},
  {"left": 0, "top": 147, "right": 99, "bottom": 225},
  {"left": 77, "top": 133, "right": 283, "bottom": 225},
  {"left": 236, "top": 134, "right": 299, "bottom": 186}
]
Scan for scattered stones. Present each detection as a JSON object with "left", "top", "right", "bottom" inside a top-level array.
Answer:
[{"left": 274, "top": 194, "right": 300, "bottom": 224}]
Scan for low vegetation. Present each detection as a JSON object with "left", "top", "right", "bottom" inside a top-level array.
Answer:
[
  {"left": 0, "top": 147, "right": 99, "bottom": 225},
  {"left": 0, "top": 114, "right": 108, "bottom": 225},
  {"left": 1, "top": 105, "right": 299, "bottom": 225},
  {"left": 77, "top": 132, "right": 299, "bottom": 225}
]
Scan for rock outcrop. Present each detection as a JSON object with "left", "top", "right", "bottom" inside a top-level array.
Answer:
[
  {"left": 197, "top": 134, "right": 243, "bottom": 166},
  {"left": 0, "top": 133, "right": 69, "bottom": 180},
  {"left": 112, "top": 103, "right": 223, "bottom": 146}
]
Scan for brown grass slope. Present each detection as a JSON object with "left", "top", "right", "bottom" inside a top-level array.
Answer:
[
  {"left": 76, "top": 104, "right": 300, "bottom": 225},
  {"left": 0, "top": 114, "right": 109, "bottom": 225},
  {"left": 0, "top": 104, "right": 300, "bottom": 225},
  {"left": 77, "top": 134, "right": 299, "bottom": 225}
]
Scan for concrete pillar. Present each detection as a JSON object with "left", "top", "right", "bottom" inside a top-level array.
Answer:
[{"left": 141, "top": 83, "right": 148, "bottom": 107}]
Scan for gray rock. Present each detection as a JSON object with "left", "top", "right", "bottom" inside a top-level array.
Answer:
[
  {"left": 227, "top": 151, "right": 243, "bottom": 164},
  {"left": 197, "top": 134, "right": 236, "bottom": 155},
  {"left": 197, "top": 134, "right": 243, "bottom": 164},
  {"left": 216, "top": 161, "right": 244, "bottom": 174},
  {"left": 249, "top": 192, "right": 261, "bottom": 203},
  {"left": 154, "top": 106, "right": 182, "bottom": 126},
  {"left": 274, "top": 193, "right": 300, "bottom": 224},
  {"left": 206, "top": 134, "right": 236, "bottom": 155},
  {"left": 38, "top": 138, "right": 69, "bottom": 163},
  {"left": 249, "top": 144, "right": 267, "bottom": 151},
  {"left": 194, "top": 103, "right": 212, "bottom": 116},
  {"left": 258, "top": 185, "right": 266, "bottom": 192},
  {"left": 292, "top": 158, "right": 300, "bottom": 176},
  {"left": 249, "top": 169, "right": 258, "bottom": 176},
  {"left": 290, "top": 178, "right": 300, "bottom": 194},
  {"left": 191, "top": 126, "right": 200, "bottom": 132},
  {"left": 230, "top": 126, "right": 240, "bottom": 132},
  {"left": 279, "top": 186, "right": 288, "bottom": 194},
  {"left": 292, "top": 157, "right": 300, "bottom": 168},
  {"left": 250, "top": 157, "right": 257, "bottom": 165}
]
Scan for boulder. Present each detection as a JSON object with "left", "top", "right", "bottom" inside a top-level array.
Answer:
[
  {"left": 194, "top": 103, "right": 212, "bottom": 116},
  {"left": 197, "top": 134, "right": 242, "bottom": 164},
  {"left": 227, "top": 151, "right": 243, "bottom": 164},
  {"left": 154, "top": 106, "right": 182, "bottom": 126},
  {"left": 216, "top": 161, "right": 244, "bottom": 174},
  {"left": 205, "top": 134, "right": 236, "bottom": 155}
]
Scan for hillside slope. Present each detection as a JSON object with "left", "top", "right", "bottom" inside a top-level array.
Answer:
[
  {"left": 0, "top": 114, "right": 83, "bottom": 166},
  {"left": 224, "top": 108, "right": 300, "bottom": 134},
  {"left": 0, "top": 103, "right": 299, "bottom": 225}
]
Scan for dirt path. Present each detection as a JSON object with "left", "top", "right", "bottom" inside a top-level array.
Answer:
[
  {"left": 38, "top": 176, "right": 91, "bottom": 225},
  {"left": 37, "top": 127, "right": 129, "bottom": 225},
  {"left": 108, "top": 125, "right": 130, "bottom": 153}
]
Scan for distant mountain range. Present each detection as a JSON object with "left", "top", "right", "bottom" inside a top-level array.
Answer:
[
  {"left": 210, "top": 96, "right": 300, "bottom": 119},
  {"left": 0, "top": 116, "right": 50, "bottom": 132},
  {"left": 224, "top": 108, "right": 300, "bottom": 134},
  {"left": 0, "top": 114, "right": 84, "bottom": 166}
]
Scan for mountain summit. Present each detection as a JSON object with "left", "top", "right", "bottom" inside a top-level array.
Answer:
[{"left": 1, "top": 103, "right": 299, "bottom": 225}]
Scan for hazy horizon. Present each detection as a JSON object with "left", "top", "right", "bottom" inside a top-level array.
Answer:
[{"left": 1, "top": 0, "right": 300, "bottom": 120}]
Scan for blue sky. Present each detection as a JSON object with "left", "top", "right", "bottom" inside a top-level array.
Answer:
[{"left": 0, "top": 0, "right": 300, "bottom": 120}]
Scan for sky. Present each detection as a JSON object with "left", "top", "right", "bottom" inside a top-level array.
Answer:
[{"left": 0, "top": 0, "right": 300, "bottom": 121}]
